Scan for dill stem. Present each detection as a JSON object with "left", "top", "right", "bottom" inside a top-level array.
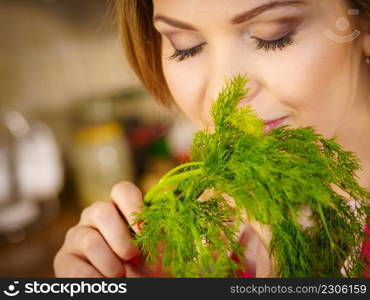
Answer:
[
  {"left": 158, "top": 161, "right": 204, "bottom": 184},
  {"left": 144, "top": 168, "right": 203, "bottom": 204},
  {"left": 317, "top": 204, "right": 335, "bottom": 250},
  {"left": 189, "top": 221, "right": 210, "bottom": 275}
]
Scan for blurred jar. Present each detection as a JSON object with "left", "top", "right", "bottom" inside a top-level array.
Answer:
[
  {"left": 0, "top": 120, "right": 14, "bottom": 207},
  {"left": 70, "top": 97, "right": 134, "bottom": 207},
  {"left": 166, "top": 116, "right": 197, "bottom": 164},
  {"left": 0, "top": 110, "right": 63, "bottom": 240}
]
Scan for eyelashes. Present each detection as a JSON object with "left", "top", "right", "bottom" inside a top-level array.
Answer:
[
  {"left": 251, "top": 32, "right": 295, "bottom": 51},
  {"left": 167, "top": 32, "right": 295, "bottom": 62},
  {"left": 167, "top": 42, "right": 207, "bottom": 62}
]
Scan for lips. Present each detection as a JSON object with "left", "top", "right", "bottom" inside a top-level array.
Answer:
[{"left": 263, "top": 117, "right": 286, "bottom": 133}]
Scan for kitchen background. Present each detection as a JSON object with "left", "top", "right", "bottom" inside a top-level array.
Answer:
[{"left": 0, "top": 0, "right": 196, "bottom": 277}]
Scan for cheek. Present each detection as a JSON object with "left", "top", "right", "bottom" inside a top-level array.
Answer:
[
  {"left": 162, "top": 59, "right": 206, "bottom": 129},
  {"left": 265, "top": 24, "right": 354, "bottom": 137}
]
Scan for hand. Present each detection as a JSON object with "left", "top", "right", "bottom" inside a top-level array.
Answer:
[
  {"left": 241, "top": 220, "right": 276, "bottom": 277},
  {"left": 220, "top": 192, "right": 277, "bottom": 277},
  {"left": 53, "top": 181, "right": 171, "bottom": 278},
  {"left": 237, "top": 204, "right": 316, "bottom": 278}
]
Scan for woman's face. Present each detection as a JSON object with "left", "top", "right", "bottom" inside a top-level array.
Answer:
[{"left": 152, "top": 0, "right": 370, "bottom": 142}]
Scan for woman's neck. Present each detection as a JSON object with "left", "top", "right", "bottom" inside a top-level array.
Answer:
[{"left": 336, "top": 80, "right": 370, "bottom": 194}]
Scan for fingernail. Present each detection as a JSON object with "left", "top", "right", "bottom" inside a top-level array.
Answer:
[
  {"left": 128, "top": 255, "right": 141, "bottom": 266},
  {"left": 137, "top": 219, "right": 148, "bottom": 231},
  {"left": 137, "top": 220, "right": 143, "bottom": 231},
  {"left": 230, "top": 252, "right": 240, "bottom": 263}
]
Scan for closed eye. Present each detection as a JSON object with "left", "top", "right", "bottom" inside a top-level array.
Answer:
[
  {"left": 166, "top": 30, "right": 296, "bottom": 62},
  {"left": 251, "top": 31, "right": 296, "bottom": 51},
  {"left": 167, "top": 42, "right": 206, "bottom": 62}
]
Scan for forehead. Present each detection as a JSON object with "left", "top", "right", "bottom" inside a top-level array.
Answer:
[
  {"left": 152, "top": 0, "right": 322, "bottom": 34},
  {"left": 153, "top": 0, "right": 309, "bottom": 19},
  {"left": 152, "top": 0, "right": 349, "bottom": 34}
]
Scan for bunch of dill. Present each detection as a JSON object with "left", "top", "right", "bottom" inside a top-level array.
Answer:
[{"left": 131, "top": 74, "right": 370, "bottom": 277}]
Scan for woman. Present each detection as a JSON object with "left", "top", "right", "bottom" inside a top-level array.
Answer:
[{"left": 54, "top": 0, "right": 370, "bottom": 277}]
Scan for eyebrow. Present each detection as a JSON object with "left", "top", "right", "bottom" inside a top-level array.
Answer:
[{"left": 153, "top": 0, "right": 306, "bottom": 31}]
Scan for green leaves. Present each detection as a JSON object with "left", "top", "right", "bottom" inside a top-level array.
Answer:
[{"left": 132, "top": 74, "right": 370, "bottom": 277}]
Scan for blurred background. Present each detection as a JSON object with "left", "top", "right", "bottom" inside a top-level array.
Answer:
[{"left": 0, "top": 0, "right": 196, "bottom": 277}]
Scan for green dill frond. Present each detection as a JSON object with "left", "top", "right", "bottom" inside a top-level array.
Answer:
[
  {"left": 227, "top": 105, "right": 265, "bottom": 137},
  {"left": 132, "top": 74, "right": 370, "bottom": 278}
]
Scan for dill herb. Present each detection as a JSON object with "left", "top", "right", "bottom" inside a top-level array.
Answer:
[{"left": 131, "top": 74, "right": 370, "bottom": 277}]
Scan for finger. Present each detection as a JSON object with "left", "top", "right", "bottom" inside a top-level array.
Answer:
[
  {"left": 297, "top": 204, "right": 316, "bottom": 231},
  {"left": 256, "top": 239, "right": 274, "bottom": 278},
  {"left": 220, "top": 193, "right": 272, "bottom": 245},
  {"left": 54, "top": 251, "right": 104, "bottom": 278},
  {"left": 111, "top": 181, "right": 145, "bottom": 234},
  {"left": 238, "top": 222, "right": 259, "bottom": 276},
  {"left": 79, "top": 200, "right": 140, "bottom": 261},
  {"left": 64, "top": 226, "right": 126, "bottom": 278},
  {"left": 125, "top": 252, "right": 171, "bottom": 278},
  {"left": 248, "top": 219, "right": 272, "bottom": 249}
]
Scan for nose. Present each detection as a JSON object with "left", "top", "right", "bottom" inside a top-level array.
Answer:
[
  {"left": 205, "top": 42, "right": 259, "bottom": 107},
  {"left": 207, "top": 72, "right": 259, "bottom": 108}
]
